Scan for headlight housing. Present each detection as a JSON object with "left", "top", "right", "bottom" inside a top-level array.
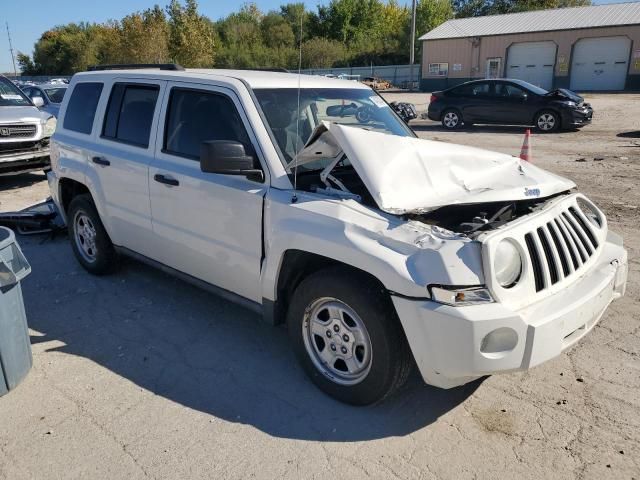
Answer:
[
  {"left": 43, "top": 117, "right": 57, "bottom": 137},
  {"left": 494, "top": 239, "right": 522, "bottom": 288},
  {"left": 429, "top": 286, "right": 494, "bottom": 306}
]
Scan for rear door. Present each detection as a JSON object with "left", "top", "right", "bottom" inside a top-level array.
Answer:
[
  {"left": 148, "top": 82, "right": 267, "bottom": 302},
  {"left": 87, "top": 78, "right": 166, "bottom": 256},
  {"left": 453, "top": 81, "right": 493, "bottom": 123}
]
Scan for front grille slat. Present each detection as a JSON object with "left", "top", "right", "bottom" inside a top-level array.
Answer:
[
  {"left": 547, "top": 221, "right": 571, "bottom": 277},
  {"left": 538, "top": 225, "right": 562, "bottom": 283},
  {"left": 559, "top": 215, "right": 588, "bottom": 263},
  {"left": 554, "top": 218, "right": 580, "bottom": 270},
  {"left": 569, "top": 207, "right": 599, "bottom": 251},
  {"left": 563, "top": 212, "right": 593, "bottom": 256},
  {"left": 0, "top": 123, "right": 37, "bottom": 140},
  {"left": 516, "top": 201, "right": 603, "bottom": 295},
  {"left": 524, "top": 233, "right": 545, "bottom": 292}
]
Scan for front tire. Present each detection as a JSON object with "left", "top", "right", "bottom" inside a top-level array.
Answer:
[
  {"left": 441, "top": 109, "right": 462, "bottom": 130},
  {"left": 287, "top": 266, "right": 412, "bottom": 405},
  {"left": 67, "top": 194, "right": 118, "bottom": 275},
  {"left": 535, "top": 110, "right": 560, "bottom": 132}
]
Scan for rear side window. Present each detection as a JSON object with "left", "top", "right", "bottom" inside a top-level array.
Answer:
[
  {"left": 102, "top": 83, "right": 159, "bottom": 148},
  {"left": 452, "top": 82, "right": 490, "bottom": 96},
  {"left": 63, "top": 83, "right": 103, "bottom": 134},
  {"left": 163, "top": 88, "right": 251, "bottom": 160}
]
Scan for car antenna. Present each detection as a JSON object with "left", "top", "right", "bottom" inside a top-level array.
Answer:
[{"left": 291, "top": 9, "right": 304, "bottom": 204}]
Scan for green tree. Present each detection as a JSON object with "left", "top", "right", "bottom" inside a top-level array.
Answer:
[
  {"left": 166, "top": 0, "right": 215, "bottom": 67},
  {"left": 454, "top": 0, "right": 591, "bottom": 17},
  {"left": 16, "top": 52, "right": 39, "bottom": 75},
  {"left": 301, "top": 37, "right": 347, "bottom": 68},
  {"left": 261, "top": 12, "right": 295, "bottom": 48}
]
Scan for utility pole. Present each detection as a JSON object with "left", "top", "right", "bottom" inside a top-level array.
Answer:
[
  {"left": 6, "top": 22, "right": 18, "bottom": 78},
  {"left": 409, "top": 0, "right": 417, "bottom": 91}
]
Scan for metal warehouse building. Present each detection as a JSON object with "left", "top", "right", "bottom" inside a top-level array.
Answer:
[{"left": 419, "top": 2, "right": 640, "bottom": 92}]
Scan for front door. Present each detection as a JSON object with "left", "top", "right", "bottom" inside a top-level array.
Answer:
[
  {"left": 148, "top": 82, "right": 267, "bottom": 303},
  {"left": 492, "top": 82, "right": 534, "bottom": 124}
]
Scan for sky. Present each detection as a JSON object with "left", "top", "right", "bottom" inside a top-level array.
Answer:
[{"left": 0, "top": 0, "right": 634, "bottom": 73}]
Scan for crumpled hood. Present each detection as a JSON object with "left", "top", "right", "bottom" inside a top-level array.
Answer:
[
  {"left": 291, "top": 123, "right": 575, "bottom": 214},
  {"left": 0, "top": 106, "right": 48, "bottom": 124}
]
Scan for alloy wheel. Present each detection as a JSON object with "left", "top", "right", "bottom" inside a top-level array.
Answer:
[
  {"left": 73, "top": 211, "right": 98, "bottom": 263},
  {"left": 537, "top": 113, "right": 556, "bottom": 131},
  {"left": 443, "top": 111, "right": 459, "bottom": 128},
  {"left": 302, "top": 297, "right": 373, "bottom": 386}
]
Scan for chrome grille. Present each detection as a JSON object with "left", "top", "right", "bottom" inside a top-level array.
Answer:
[
  {"left": 523, "top": 207, "right": 600, "bottom": 292},
  {"left": 0, "top": 124, "right": 37, "bottom": 139}
]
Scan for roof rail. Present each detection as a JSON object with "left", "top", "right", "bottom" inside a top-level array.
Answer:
[{"left": 87, "top": 63, "right": 185, "bottom": 72}]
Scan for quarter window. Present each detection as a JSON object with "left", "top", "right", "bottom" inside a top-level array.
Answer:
[
  {"left": 102, "top": 84, "right": 159, "bottom": 148},
  {"left": 63, "top": 83, "right": 103, "bottom": 134},
  {"left": 163, "top": 88, "right": 252, "bottom": 160}
]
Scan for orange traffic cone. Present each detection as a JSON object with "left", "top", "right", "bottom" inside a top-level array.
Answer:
[{"left": 520, "top": 129, "right": 532, "bottom": 162}]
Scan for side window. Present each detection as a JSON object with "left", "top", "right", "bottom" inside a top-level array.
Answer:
[
  {"left": 496, "top": 83, "right": 527, "bottom": 99},
  {"left": 451, "top": 82, "right": 490, "bottom": 96},
  {"left": 102, "top": 83, "right": 159, "bottom": 148},
  {"left": 63, "top": 83, "right": 103, "bottom": 134},
  {"left": 163, "top": 88, "right": 252, "bottom": 160}
]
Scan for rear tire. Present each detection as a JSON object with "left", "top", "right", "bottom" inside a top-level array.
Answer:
[
  {"left": 287, "top": 266, "right": 412, "bottom": 405},
  {"left": 535, "top": 110, "right": 560, "bottom": 133},
  {"left": 441, "top": 109, "right": 462, "bottom": 130},
  {"left": 67, "top": 194, "right": 118, "bottom": 275}
]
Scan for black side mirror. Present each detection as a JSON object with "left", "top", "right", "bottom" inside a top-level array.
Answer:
[{"left": 200, "top": 140, "right": 264, "bottom": 182}]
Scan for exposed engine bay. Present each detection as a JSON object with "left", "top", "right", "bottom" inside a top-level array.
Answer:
[{"left": 407, "top": 194, "right": 566, "bottom": 237}]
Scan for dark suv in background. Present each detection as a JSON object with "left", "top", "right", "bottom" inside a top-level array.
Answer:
[{"left": 427, "top": 79, "right": 593, "bottom": 132}]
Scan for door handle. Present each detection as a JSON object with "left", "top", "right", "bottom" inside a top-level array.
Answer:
[
  {"left": 92, "top": 156, "right": 110, "bottom": 166},
  {"left": 154, "top": 174, "right": 179, "bottom": 186}
]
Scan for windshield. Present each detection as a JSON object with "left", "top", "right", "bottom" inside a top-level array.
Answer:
[
  {"left": 254, "top": 88, "right": 414, "bottom": 169},
  {"left": 44, "top": 87, "right": 67, "bottom": 104},
  {"left": 0, "top": 77, "right": 32, "bottom": 107}
]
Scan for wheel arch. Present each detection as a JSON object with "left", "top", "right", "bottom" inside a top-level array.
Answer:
[
  {"left": 265, "top": 249, "right": 391, "bottom": 325},
  {"left": 59, "top": 177, "right": 92, "bottom": 215}
]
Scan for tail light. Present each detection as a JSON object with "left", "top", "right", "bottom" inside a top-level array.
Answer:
[{"left": 429, "top": 94, "right": 438, "bottom": 103}]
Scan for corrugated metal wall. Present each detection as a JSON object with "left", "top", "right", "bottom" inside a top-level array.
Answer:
[{"left": 421, "top": 25, "right": 640, "bottom": 81}]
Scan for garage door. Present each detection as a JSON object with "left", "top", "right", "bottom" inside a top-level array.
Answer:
[
  {"left": 570, "top": 37, "right": 631, "bottom": 91},
  {"left": 506, "top": 41, "right": 556, "bottom": 90}
]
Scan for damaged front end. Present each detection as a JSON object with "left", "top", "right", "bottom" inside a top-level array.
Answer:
[{"left": 290, "top": 122, "right": 576, "bottom": 236}]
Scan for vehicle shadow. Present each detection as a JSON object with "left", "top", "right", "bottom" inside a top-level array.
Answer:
[
  {"left": 616, "top": 131, "right": 640, "bottom": 139},
  {"left": 0, "top": 172, "right": 47, "bottom": 192},
  {"left": 21, "top": 235, "right": 481, "bottom": 442}
]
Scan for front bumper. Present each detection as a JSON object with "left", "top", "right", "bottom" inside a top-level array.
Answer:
[
  {"left": 392, "top": 232, "right": 627, "bottom": 389},
  {"left": 562, "top": 105, "right": 593, "bottom": 128},
  {"left": 0, "top": 140, "right": 51, "bottom": 175}
]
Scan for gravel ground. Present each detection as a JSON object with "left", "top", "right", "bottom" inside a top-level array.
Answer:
[{"left": 0, "top": 92, "right": 638, "bottom": 480}]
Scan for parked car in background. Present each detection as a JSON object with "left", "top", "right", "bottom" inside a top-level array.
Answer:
[
  {"left": 48, "top": 65, "right": 626, "bottom": 405},
  {"left": 427, "top": 79, "right": 593, "bottom": 132},
  {"left": 361, "top": 76, "right": 392, "bottom": 90},
  {"left": 22, "top": 84, "right": 68, "bottom": 117},
  {"left": 0, "top": 75, "right": 56, "bottom": 175}
]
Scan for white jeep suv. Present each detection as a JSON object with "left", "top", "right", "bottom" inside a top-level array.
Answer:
[{"left": 48, "top": 65, "right": 628, "bottom": 405}]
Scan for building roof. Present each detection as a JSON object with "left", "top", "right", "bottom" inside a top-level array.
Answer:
[{"left": 419, "top": 2, "right": 640, "bottom": 41}]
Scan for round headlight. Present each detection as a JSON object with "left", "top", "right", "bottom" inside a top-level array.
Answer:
[
  {"left": 494, "top": 239, "right": 522, "bottom": 288},
  {"left": 576, "top": 197, "right": 602, "bottom": 228},
  {"left": 44, "top": 117, "right": 57, "bottom": 137}
]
